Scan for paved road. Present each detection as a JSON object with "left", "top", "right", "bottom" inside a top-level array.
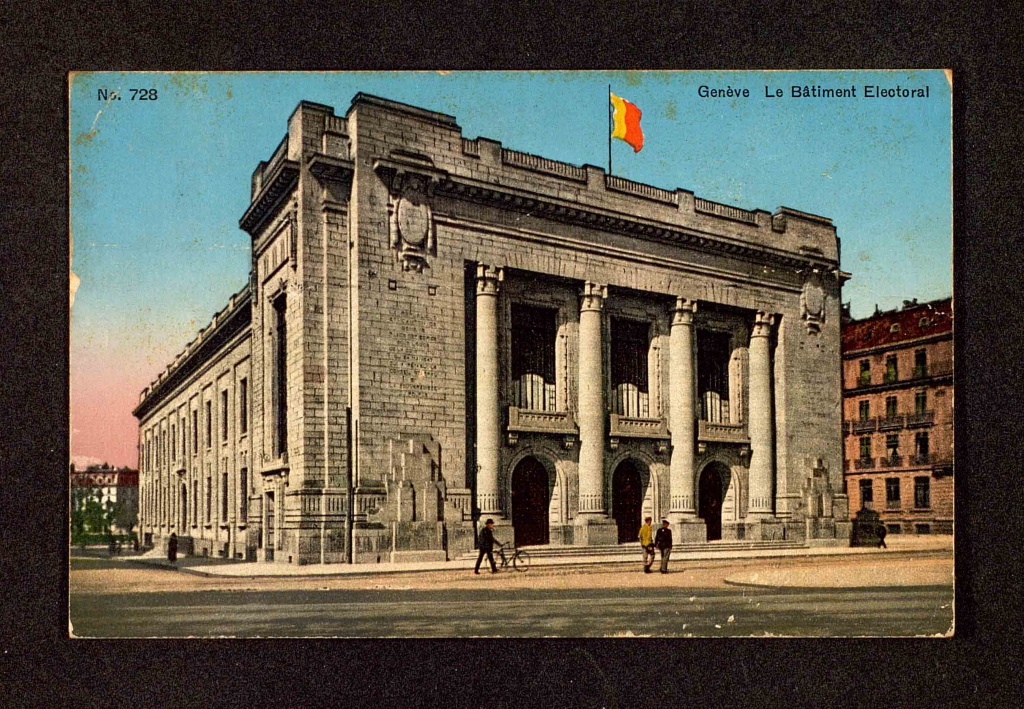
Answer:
[{"left": 70, "top": 563, "right": 952, "bottom": 638}]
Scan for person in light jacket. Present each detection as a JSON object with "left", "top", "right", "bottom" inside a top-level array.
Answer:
[
  {"left": 638, "top": 517, "right": 655, "bottom": 573},
  {"left": 654, "top": 520, "right": 673, "bottom": 574}
]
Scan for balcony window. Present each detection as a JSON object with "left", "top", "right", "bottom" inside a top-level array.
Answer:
[
  {"left": 914, "top": 476, "right": 931, "bottom": 509},
  {"left": 859, "top": 436, "right": 871, "bottom": 461},
  {"left": 886, "top": 478, "right": 901, "bottom": 509},
  {"left": 858, "top": 359, "right": 871, "bottom": 386},
  {"left": 884, "top": 355, "right": 899, "bottom": 384},
  {"left": 698, "top": 330, "right": 731, "bottom": 423},
  {"left": 915, "top": 432, "right": 930, "bottom": 464},
  {"left": 611, "top": 318, "right": 651, "bottom": 418},
  {"left": 885, "top": 434, "right": 900, "bottom": 464},
  {"left": 859, "top": 400, "right": 870, "bottom": 421},
  {"left": 885, "top": 396, "right": 897, "bottom": 419},
  {"left": 915, "top": 390, "right": 927, "bottom": 415},
  {"left": 511, "top": 304, "right": 557, "bottom": 412}
]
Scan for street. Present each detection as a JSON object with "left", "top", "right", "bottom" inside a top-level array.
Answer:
[{"left": 69, "top": 552, "right": 953, "bottom": 638}]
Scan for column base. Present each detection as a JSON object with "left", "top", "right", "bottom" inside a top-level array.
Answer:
[
  {"left": 573, "top": 515, "right": 618, "bottom": 546},
  {"left": 673, "top": 519, "right": 708, "bottom": 544}
]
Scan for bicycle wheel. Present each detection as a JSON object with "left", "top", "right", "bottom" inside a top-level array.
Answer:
[{"left": 512, "top": 550, "right": 530, "bottom": 572}]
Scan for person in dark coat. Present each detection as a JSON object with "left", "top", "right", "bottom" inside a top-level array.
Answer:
[
  {"left": 877, "top": 524, "right": 888, "bottom": 549},
  {"left": 654, "top": 519, "right": 673, "bottom": 574},
  {"left": 167, "top": 532, "right": 178, "bottom": 563},
  {"left": 474, "top": 519, "right": 499, "bottom": 574}
]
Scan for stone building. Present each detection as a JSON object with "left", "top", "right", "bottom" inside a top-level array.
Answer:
[
  {"left": 135, "top": 94, "right": 850, "bottom": 564},
  {"left": 70, "top": 464, "right": 139, "bottom": 536},
  {"left": 841, "top": 297, "right": 953, "bottom": 535}
]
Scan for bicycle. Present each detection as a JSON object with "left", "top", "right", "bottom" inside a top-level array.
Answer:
[{"left": 494, "top": 543, "right": 530, "bottom": 572}]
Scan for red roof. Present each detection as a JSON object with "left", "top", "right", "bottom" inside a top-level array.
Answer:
[{"left": 842, "top": 298, "right": 952, "bottom": 353}]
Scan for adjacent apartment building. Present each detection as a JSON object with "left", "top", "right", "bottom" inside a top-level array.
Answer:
[
  {"left": 135, "top": 94, "right": 852, "bottom": 564},
  {"left": 841, "top": 297, "right": 953, "bottom": 534}
]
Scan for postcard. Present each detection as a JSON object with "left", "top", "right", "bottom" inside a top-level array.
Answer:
[{"left": 69, "top": 70, "right": 953, "bottom": 637}]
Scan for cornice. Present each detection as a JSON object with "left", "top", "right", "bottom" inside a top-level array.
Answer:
[{"left": 239, "top": 159, "right": 300, "bottom": 235}]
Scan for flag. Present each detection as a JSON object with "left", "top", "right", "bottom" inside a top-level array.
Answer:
[{"left": 610, "top": 92, "right": 644, "bottom": 153}]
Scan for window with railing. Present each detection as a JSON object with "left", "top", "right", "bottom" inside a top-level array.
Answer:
[
  {"left": 611, "top": 318, "right": 651, "bottom": 417},
  {"left": 858, "top": 359, "right": 871, "bottom": 386},
  {"left": 884, "top": 355, "right": 899, "bottom": 384},
  {"left": 885, "top": 434, "right": 900, "bottom": 465},
  {"left": 859, "top": 400, "right": 870, "bottom": 421},
  {"left": 915, "top": 390, "right": 927, "bottom": 415},
  {"left": 915, "top": 432, "right": 930, "bottom": 464},
  {"left": 886, "top": 478, "right": 901, "bottom": 509},
  {"left": 885, "top": 396, "right": 897, "bottom": 418},
  {"left": 511, "top": 304, "right": 557, "bottom": 411},
  {"left": 859, "top": 436, "right": 872, "bottom": 461},
  {"left": 698, "top": 330, "right": 731, "bottom": 423},
  {"left": 914, "top": 476, "right": 930, "bottom": 509}
]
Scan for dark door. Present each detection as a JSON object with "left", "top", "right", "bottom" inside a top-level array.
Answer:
[
  {"left": 511, "top": 458, "right": 549, "bottom": 547},
  {"left": 612, "top": 461, "right": 643, "bottom": 544},
  {"left": 180, "top": 484, "right": 188, "bottom": 531},
  {"left": 265, "top": 491, "right": 275, "bottom": 561},
  {"left": 698, "top": 465, "right": 724, "bottom": 541}
]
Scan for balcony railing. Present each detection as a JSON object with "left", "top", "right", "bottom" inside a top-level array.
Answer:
[
  {"left": 854, "top": 457, "right": 876, "bottom": 470},
  {"left": 507, "top": 407, "right": 578, "bottom": 436},
  {"left": 911, "top": 362, "right": 953, "bottom": 380},
  {"left": 697, "top": 420, "right": 749, "bottom": 444},
  {"left": 911, "top": 453, "right": 933, "bottom": 465},
  {"left": 852, "top": 418, "right": 877, "bottom": 434},
  {"left": 906, "top": 411, "right": 935, "bottom": 428},
  {"left": 880, "top": 454, "right": 903, "bottom": 468},
  {"left": 878, "top": 415, "right": 905, "bottom": 431},
  {"left": 609, "top": 414, "right": 669, "bottom": 440}
]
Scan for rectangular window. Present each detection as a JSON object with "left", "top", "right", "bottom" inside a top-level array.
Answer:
[
  {"left": 239, "top": 468, "right": 248, "bottom": 521},
  {"left": 915, "top": 390, "right": 927, "bottom": 415},
  {"left": 239, "top": 378, "right": 248, "bottom": 435},
  {"left": 859, "top": 479, "right": 874, "bottom": 508},
  {"left": 858, "top": 359, "right": 871, "bottom": 386},
  {"left": 886, "top": 524, "right": 902, "bottom": 535},
  {"left": 885, "top": 396, "right": 897, "bottom": 419},
  {"left": 914, "top": 476, "right": 931, "bottom": 509},
  {"left": 205, "top": 400, "right": 212, "bottom": 448},
  {"left": 192, "top": 480, "right": 198, "bottom": 526},
  {"left": 858, "top": 400, "right": 870, "bottom": 421},
  {"left": 221, "top": 471, "right": 229, "bottom": 522},
  {"left": 511, "top": 304, "right": 558, "bottom": 412},
  {"left": 221, "top": 390, "right": 229, "bottom": 442},
  {"left": 913, "top": 349, "right": 927, "bottom": 378},
  {"left": 915, "top": 432, "right": 930, "bottom": 463},
  {"left": 273, "top": 294, "right": 288, "bottom": 456},
  {"left": 698, "top": 330, "right": 732, "bottom": 423},
  {"left": 192, "top": 410, "right": 198, "bottom": 454},
  {"left": 859, "top": 437, "right": 871, "bottom": 460},
  {"left": 206, "top": 473, "right": 212, "bottom": 523},
  {"left": 884, "top": 355, "right": 898, "bottom": 384},
  {"left": 885, "top": 434, "right": 899, "bottom": 461},
  {"left": 170, "top": 425, "right": 176, "bottom": 462},
  {"left": 612, "top": 318, "right": 651, "bottom": 418},
  {"left": 915, "top": 523, "right": 931, "bottom": 534},
  {"left": 181, "top": 417, "right": 186, "bottom": 459},
  {"left": 886, "top": 478, "right": 901, "bottom": 509}
]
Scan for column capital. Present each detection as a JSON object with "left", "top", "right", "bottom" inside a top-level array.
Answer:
[
  {"left": 752, "top": 310, "right": 776, "bottom": 338},
  {"left": 671, "top": 297, "right": 697, "bottom": 327},
  {"left": 476, "top": 264, "right": 504, "bottom": 295},
  {"left": 580, "top": 282, "right": 607, "bottom": 312}
]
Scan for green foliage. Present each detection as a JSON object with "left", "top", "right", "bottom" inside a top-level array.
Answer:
[{"left": 70, "top": 487, "right": 130, "bottom": 546}]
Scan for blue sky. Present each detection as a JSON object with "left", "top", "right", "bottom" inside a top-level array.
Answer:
[{"left": 69, "top": 70, "right": 951, "bottom": 465}]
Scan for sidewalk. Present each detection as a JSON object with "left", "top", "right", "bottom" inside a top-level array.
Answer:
[{"left": 110, "top": 535, "right": 952, "bottom": 580}]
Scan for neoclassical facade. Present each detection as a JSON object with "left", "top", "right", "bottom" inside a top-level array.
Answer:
[{"left": 135, "top": 94, "right": 850, "bottom": 564}]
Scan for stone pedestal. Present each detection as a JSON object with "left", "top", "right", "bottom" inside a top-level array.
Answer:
[
  {"left": 674, "top": 519, "right": 708, "bottom": 544},
  {"left": 572, "top": 519, "right": 619, "bottom": 546}
]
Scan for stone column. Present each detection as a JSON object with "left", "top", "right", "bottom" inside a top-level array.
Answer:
[
  {"left": 747, "top": 311, "right": 776, "bottom": 518},
  {"left": 475, "top": 264, "right": 503, "bottom": 518},
  {"left": 577, "top": 282, "right": 608, "bottom": 520},
  {"left": 669, "top": 297, "right": 697, "bottom": 523}
]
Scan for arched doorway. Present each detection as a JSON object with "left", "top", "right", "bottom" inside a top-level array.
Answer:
[
  {"left": 699, "top": 463, "right": 727, "bottom": 541},
  {"left": 511, "top": 457, "right": 550, "bottom": 547},
  {"left": 612, "top": 460, "right": 644, "bottom": 544}
]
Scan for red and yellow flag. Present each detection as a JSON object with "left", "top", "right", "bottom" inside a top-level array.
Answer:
[{"left": 610, "top": 92, "right": 644, "bottom": 153}]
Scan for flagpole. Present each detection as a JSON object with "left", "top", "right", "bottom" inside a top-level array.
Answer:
[{"left": 607, "top": 84, "right": 613, "bottom": 176}]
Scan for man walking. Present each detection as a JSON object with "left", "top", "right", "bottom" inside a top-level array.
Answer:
[
  {"left": 639, "top": 516, "right": 655, "bottom": 573},
  {"left": 475, "top": 518, "right": 499, "bottom": 574},
  {"left": 654, "top": 519, "right": 673, "bottom": 574}
]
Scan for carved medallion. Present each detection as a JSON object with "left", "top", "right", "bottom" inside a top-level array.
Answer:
[
  {"left": 388, "top": 173, "right": 437, "bottom": 273},
  {"left": 801, "top": 270, "right": 826, "bottom": 334}
]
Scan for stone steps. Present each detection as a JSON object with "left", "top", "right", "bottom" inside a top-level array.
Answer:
[{"left": 460, "top": 539, "right": 807, "bottom": 560}]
